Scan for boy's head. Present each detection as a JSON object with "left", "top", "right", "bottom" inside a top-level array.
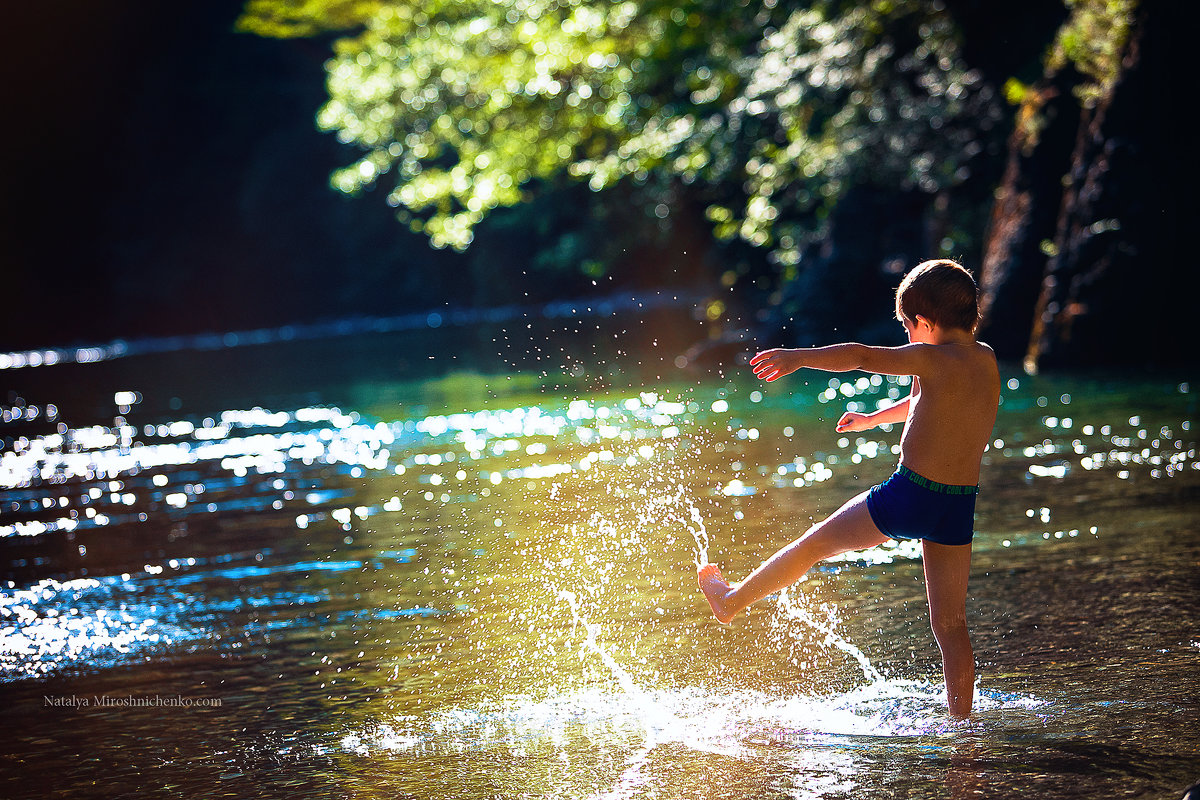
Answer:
[{"left": 895, "top": 259, "right": 980, "bottom": 333}]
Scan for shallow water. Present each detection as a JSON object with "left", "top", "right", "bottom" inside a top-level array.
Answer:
[{"left": 2, "top": 319, "right": 1198, "bottom": 799}]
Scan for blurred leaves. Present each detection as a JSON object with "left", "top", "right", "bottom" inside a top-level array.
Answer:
[
  {"left": 1047, "top": 0, "right": 1137, "bottom": 108},
  {"left": 236, "top": 0, "right": 386, "bottom": 38},
  {"left": 1005, "top": 0, "right": 1137, "bottom": 149},
  {"left": 240, "top": 0, "right": 999, "bottom": 266}
]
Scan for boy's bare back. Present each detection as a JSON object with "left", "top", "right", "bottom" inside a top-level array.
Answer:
[
  {"left": 896, "top": 340, "right": 999, "bottom": 486},
  {"left": 750, "top": 331, "right": 1000, "bottom": 485}
]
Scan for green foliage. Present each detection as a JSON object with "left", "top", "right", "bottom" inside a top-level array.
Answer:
[
  {"left": 1002, "top": 78, "right": 1031, "bottom": 106},
  {"left": 236, "top": 0, "right": 385, "bottom": 38},
  {"left": 1047, "top": 0, "right": 1137, "bottom": 107},
  {"left": 242, "top": 0, "right": 997, "bottom": 268},
  {"left": 1001, "top": 2, "right": 1137, "bottom": 173}
]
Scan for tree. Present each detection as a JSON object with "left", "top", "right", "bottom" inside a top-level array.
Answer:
[
  {"left": 975, "top": 0, "right": 1183, "bottom": 371},
  {"left": 240, "top": 0, "right": 997, "bottom": 279}
]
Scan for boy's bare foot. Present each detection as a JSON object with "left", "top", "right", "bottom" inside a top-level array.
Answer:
[{"left": 697, "top": 564, "right": 737, "bottom": 624}]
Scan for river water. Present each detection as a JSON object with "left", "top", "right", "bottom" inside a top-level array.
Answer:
[{"left": 2, "top": 308, "right": 1197, "bottom": 799}]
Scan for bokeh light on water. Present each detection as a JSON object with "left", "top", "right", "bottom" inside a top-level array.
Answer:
[{"left": 1, "top": 345, "right": 1198, "bottom": 797}]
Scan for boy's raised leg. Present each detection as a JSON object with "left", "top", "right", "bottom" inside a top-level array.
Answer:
[
  {"left": 922, "top": 540, "right": 974, "bottom": 718},
  {"left": 698, "top": 491, "right": 890, "bottom": 623}
]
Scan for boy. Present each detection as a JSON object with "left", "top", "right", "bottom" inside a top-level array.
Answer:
[{"left": 698, "top": 259, "right": 1000, "bottom": 718}]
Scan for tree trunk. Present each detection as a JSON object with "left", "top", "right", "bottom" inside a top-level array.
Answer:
[
  {"left": 976, "top": 69, "right": 1082, "bottom": 361},
  {"left": 1024, "top": 6, "right": 1184, "bottom": 371},
  {"left": 982, "top": 4, "right": 1186, "bottom": 372},
  {"left": 1024, "top": 13, "right": 1141, "bottom": 372}
]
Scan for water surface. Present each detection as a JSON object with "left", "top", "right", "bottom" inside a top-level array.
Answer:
[{"left": 2, "top": 320, "right": 1197, "bottom": 799}]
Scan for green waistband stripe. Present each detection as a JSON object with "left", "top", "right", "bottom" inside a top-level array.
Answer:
[{"left": 898, "top": 465, "right": 979, "bottom": 495}]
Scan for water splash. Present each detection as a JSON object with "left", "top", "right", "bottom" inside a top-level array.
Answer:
[
  {"left": 774, "top": 586, "right": 885, "bottom": 684},
  {"left": 335, "top": 681, "right": 1045, "bottom": 760},
  {"left": 668, "top": 500, "right": 711, "bottom": 571},
  {"left": 557, "top": 589, "right": 677, "bottom": 799},
  {"left": 557, "top": 589, "right": 647, "bottom": 705}
]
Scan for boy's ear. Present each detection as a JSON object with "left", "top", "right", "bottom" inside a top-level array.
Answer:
[{"left": 915, "top": 315, "right": 934, "bottom": 332}]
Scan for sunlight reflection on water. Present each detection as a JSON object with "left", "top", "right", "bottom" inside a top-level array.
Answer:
[
  {"left": 337, "top": 681, "right": 1045, "bottom": 757},
  {"left": 0, "top": 576, "right": 185, "bottom": 678},
  {"left": 1, "top": 367, "right": 1197, "bottom": 799}
]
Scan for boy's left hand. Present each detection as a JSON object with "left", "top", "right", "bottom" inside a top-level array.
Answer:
[{"left": 835, "top": 411, "right": 874, "bottom": 432}]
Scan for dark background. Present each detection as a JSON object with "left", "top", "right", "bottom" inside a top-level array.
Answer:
[
  {"left": 5, "top": 0, "right": 453, "bottom": 350},
  {"left": 2, "top": 0, "right": 1188, "bottom": 366}
]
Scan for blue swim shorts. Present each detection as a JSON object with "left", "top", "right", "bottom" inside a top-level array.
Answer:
[{"left": 866, "top": 465, "right": 978, "bottom": 546}]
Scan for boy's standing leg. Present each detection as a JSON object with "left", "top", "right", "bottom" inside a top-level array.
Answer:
[{"left": 922, "top": 540, "right": 974, "bottom": 718}]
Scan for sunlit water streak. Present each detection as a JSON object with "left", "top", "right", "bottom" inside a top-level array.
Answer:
[
  {"left": 0, "top": 291, "right": 702, "bottom": 373},
  {"left": 773, "top": 587, "right": 884, "bottom": 684}
]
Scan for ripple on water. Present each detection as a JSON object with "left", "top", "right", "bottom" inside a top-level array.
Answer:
[{"left": 335, "top": 680, "right": 1048, "bottom": 760}]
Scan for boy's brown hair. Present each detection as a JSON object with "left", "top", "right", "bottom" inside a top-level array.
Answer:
[{"left": 895, "top": 259, "right": 980, "bottom": 333}]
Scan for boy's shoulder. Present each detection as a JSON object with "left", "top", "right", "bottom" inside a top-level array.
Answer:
[
  {"left": 932, "top": 339, "right": 994, "bottom": 357},
  {"left": 914, "top": 340, "right": 998, "bottom": 376},
  {"left": 938, "top": 342, "right": 1000, "bottom": 398}
]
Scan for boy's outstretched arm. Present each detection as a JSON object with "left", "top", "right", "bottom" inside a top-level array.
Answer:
[{"left": 751, "top": 344, "right": 932, "bottom": 382}]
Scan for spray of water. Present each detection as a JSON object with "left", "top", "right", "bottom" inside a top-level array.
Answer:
[
  {"left": 557, "top": 589, "right": 649, "bottom": 707},
  {"left": 557, "top": 588, "right": 660, "bottom": 799},
  {"left": 773, "top": 586, "right": 884, "bottom": 684},
  {"left": 330, "top": 390, "right": 1053, "bottom": 796},
  {"left": 667, "top": 500, "right": 711, "bottom": 571}
]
